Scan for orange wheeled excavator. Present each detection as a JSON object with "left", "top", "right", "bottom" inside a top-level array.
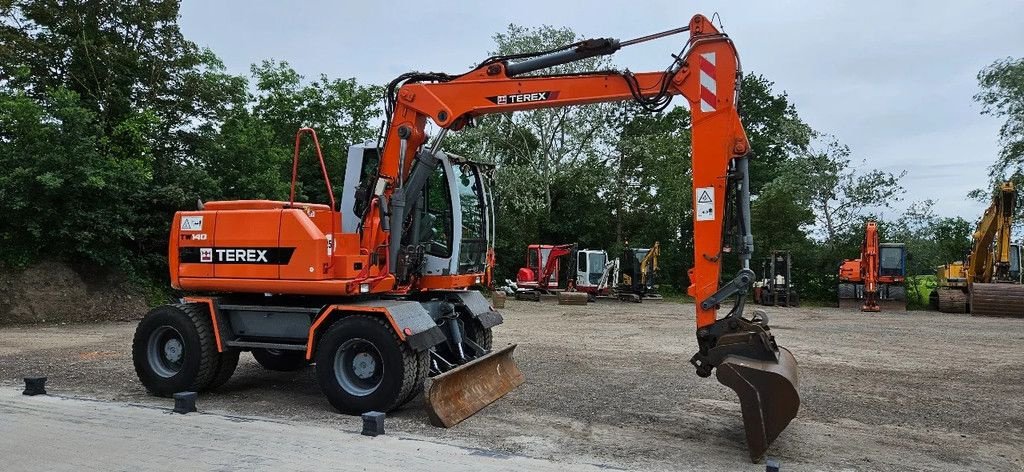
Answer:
[
  {"left": 839, "top": 221, "right": 907, "bottom": 311},
  {"left": 131, "top": 14, "right": 798, "bottom": 462}
]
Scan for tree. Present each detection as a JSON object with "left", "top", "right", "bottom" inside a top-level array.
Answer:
[
  {"left": 785, "top": 138, "right": 906, "bottom": 246},
  {"left": 975, "top": 57, "right": 1024, "bottom": 183},
  {"left": 0, "top": 1, "right": 384, "bottom": 285},
  {"left": 738, "top": 74, "right": 813, "bottom": 194},
  {"left": 247, "top": 60, "right": 382, "bottom": 203},
  {"left": 450, "top": 24, "right": 620, "bottom": 213}
]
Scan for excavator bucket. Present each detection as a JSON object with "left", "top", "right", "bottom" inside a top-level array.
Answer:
[
  {"left": 425, "top": 344, "right": 525, "bottom": 427},
  {"left": 716, "top": 346, "right": 800, "bottom": 463}
]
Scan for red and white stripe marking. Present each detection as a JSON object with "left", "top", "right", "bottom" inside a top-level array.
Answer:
[{"left": 699, "top": 52, "right": 717, "bottom": 112}]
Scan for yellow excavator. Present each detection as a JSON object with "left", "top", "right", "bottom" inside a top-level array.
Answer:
[
  {"left": 933, "top": 181, "right": 1023, "bottom": 316},
  {"left": 618, "top": 242, "right": 661, "bottom": 302}
]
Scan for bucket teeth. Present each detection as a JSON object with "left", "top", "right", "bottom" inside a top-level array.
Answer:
[
  {"left": 715, "top": 347, "right": 800, "bottom": 463},
  {"left": 425, "top": 344, "right": 525, "bottom": 428}
]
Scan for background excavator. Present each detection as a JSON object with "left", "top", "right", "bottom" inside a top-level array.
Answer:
[
  {"left": 838, "top": 221, "right": 907, "bottom": 311},
  {"left": 130, "top": 14, "right": 798, "bottom": 462},
  {"left": 617, "top": 242, "right": 662, "bottom": 302},
  {"left": 513, "top": 243, "right": 576, "bottom": 300},
  {"left": 933, "top": 181, "right": 1023, "bottom": 316}
]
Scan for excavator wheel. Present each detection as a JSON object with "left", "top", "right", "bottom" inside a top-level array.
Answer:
[
  {"left": 314, "top": 314, "right": 424, "bottom": 414},
  {"left": 207, "top": 350, "right": 240, "bottom": 390},
  {"left": 970, "top": 283, "right": 1024, "bottom": 317},
  {"left": 132, "top": 303, "right": 221, "bottom": 396},
  {"left": 936, "top": 288, "right": 968, "bottom": 313}
]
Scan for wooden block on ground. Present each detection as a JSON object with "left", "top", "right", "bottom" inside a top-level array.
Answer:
[
  {"left": 558, "top": 292, "right": 589, "bottom": 306},
  {"left": 492, "top": 292, "right": 506, "bottom": 309}
]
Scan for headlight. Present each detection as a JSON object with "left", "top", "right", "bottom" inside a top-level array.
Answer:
[
  {"left": 474, "top": 276, "right": 482, "bottom": 284},
  {"left": 359, "top": 283, "right": 370, "bottom": 293}
]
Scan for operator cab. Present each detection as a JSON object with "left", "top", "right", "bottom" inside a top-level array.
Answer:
[
  {"left": 341, "top": 143, "right": 495, "bottom": 280},
  {"left": 879, "top": 243, "right": 907, "bottom": 279},
  {"left": 575, "top": 249, "right": 608, "bottom": 289}
]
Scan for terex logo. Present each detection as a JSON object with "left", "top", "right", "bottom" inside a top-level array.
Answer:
[
  {"left": 487, "top": 91, "right": 558, "bottom": 105},
  {"left": 179, "top": 247, "right": 296, "bottom": 265},
  {"left": 216, "top": 248, "right": 268, "bottom": 263}
]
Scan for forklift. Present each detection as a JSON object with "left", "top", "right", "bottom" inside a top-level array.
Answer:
[{"left": 754, "top": 250, "right": 799, "bottom": 307}]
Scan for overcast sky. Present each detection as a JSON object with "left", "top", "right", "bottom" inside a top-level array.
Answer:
[{"left": 179, "top": 1, "right": 1024, "bottom": 220}]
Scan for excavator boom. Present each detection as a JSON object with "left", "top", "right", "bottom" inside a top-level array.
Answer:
[{"left": 372, "top": 15, "right": 798, "bottom": 461}]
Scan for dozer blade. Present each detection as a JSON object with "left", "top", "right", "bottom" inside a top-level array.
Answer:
[
  {"left": 425, "top": 344, "right": 525, "bottom": 428},
  {"left": 716, "top": 346, "right": 800, "bottom": 463}
]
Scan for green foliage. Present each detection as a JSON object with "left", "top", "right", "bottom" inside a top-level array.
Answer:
[
  {"left": 975, "top": 57, "right": 1024, "bottom": 181},
  {"left": 0, "top": 1, "right": 379, "bottom": 284}
]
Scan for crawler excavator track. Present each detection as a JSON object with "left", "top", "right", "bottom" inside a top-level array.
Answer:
[
  {"left": 936, "top": 288, "right": 968, "bottom": 313},
  {"left": 970, "top": 283, "right": 1024, "bottom": 317}
]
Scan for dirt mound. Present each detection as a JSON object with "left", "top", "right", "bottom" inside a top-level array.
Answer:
[{"left": 0, "top": 261, "right": 147, "bottom": 325}]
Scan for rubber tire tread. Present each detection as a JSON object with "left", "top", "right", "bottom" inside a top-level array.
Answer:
[
  {"left": 132, "top": 303, "right": 220, "bottom": 396},
  {"left": 207, "top": 351, "right": 240, "bottom": 390},
  {"left": 397, "top": 350, "right": 430, "bottom": 408},
  {"left": 468, "top": 323, "right": 494, "bottom": 350},
  {"left": 315, "top": 314, "right": 419, "bottom": 414}
]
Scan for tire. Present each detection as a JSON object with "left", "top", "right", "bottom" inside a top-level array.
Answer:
[
  {"left": 132, "top": 303, "right": 219, "bottom": 396},
  {"left": 790, "top": 291, "right": 800, "bottom": 307},
  {"left": 397, "top": 349, "right": 430, "bottom": 408},
  {"left": 314, "top": 315, "right": 421, "bottom": 414},
  {"left": 395, "top": 319, "right": 493, "bottom": 408},
  {"left": 465, "top": 320, "right": 494, "bottom": 350},
  {"left": 838, "top": 283, "right": 855, "bottom": 300},
  {"left": 208, "top": 350, "right": 240, "bottom": 390},
  {"left": 252, "top": 348, "right": 309, "bottom": 372}
]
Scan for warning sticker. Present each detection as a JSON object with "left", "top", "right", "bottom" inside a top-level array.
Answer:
[
  {"left": 180, "top": 216, "right": 203, "bottom": 231},
  {"left": 696, "top": 187, "right": 715, "bottom": 221}
]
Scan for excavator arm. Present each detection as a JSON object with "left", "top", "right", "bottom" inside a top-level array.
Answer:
[
  {"left": 639, "top": 242, "right": 661, "bottom": 287},
  {"left": 861, "top": 221, "right": 881, "bottom": 312},
  {"left": 968, "top": 181, "right": 1017, "bottom": 284},
  {"left": 371, "top": 14, "right": 798, "bottom": 461},
  {"left": 538, "top": 244, "right": 575, "bottom": 289}
]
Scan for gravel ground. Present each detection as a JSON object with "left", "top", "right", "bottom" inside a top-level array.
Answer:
[{"left": 1, "top": 299, "right": 1022, "bottom": 471}]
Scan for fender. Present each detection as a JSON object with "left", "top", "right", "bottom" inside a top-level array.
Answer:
[
  {"left": 440, "top": 290, "right": 504, "bottom": 329},
  {"left": 306, "top": 300, "right": 447, "bottom": 360},
  {"left": 183, "top": 296, "right": 228, "bottom": 352}
]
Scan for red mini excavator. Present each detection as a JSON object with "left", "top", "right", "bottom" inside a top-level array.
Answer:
[
  {"left": 131, "top": 14, "right": 798, "bottom": 462},
  {"left": 514, "top": 243, "right": 575, "bottom": 300}
]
